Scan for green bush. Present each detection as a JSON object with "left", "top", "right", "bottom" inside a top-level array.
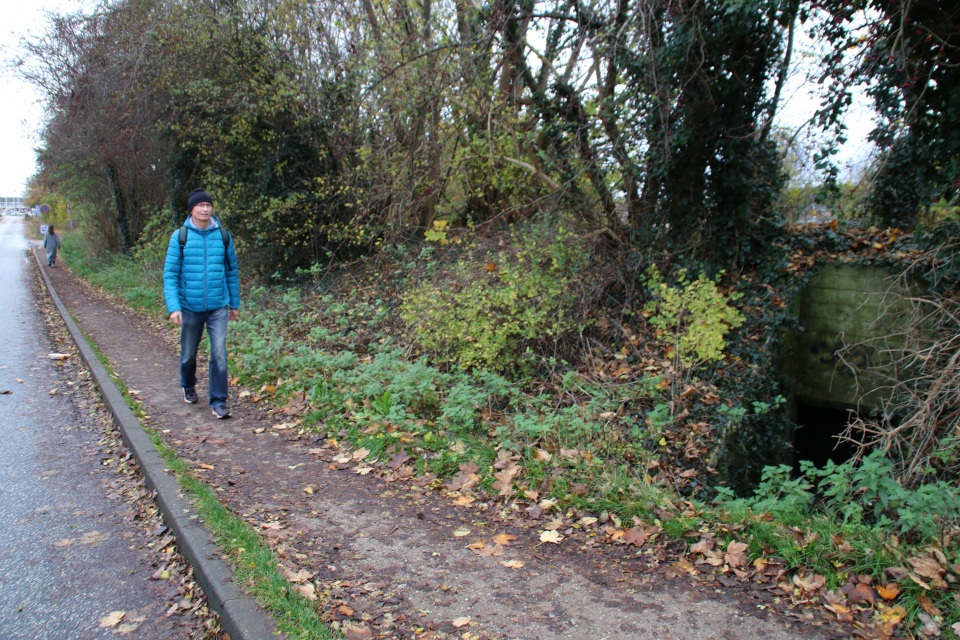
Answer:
[
  {"left": 717, "top": 450, "right": 960, "bottom": 540},
  {"left": 644, "top": 266, "right": 744, "bottom": 366},
  {"left": 400, "top": 228, "right": 588, "bottom": 373}
]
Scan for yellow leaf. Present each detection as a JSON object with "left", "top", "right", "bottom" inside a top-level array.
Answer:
[
  {"left": 453, "top": 528, "right": 471, "bottom": 537},
  {"left": 492, "top": 534, "right": 517, "bottom": 546},
  {"left": 199, "top": 463, "right": 214, "bottom": 470},
  {"left": 304, "top": 486, "right": 314, "bottom": 494}
]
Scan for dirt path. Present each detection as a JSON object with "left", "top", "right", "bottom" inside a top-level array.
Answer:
[{"left": 40, "top": 251, "right": 840, "bottom": 640}]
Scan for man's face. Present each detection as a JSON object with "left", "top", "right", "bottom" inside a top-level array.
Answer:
[{"left": 191, "top": 202, "right": 212, "bottom": 224}]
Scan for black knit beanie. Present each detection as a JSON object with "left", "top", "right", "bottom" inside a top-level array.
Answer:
[{"left": 187, "top": 188, "right": 213, "bottom": 212}]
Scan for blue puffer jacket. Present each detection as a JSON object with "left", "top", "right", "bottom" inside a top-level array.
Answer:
[{"left": 163, "top": 216, "right": 240, "bottom": 314}]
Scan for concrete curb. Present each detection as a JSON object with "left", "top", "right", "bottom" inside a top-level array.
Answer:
[{"left": 32, "top": 247, "right": 279, "bottom": 640}]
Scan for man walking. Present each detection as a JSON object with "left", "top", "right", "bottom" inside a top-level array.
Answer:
[{"left": 163, "top": 188, "right": 240, "bottom": 418}]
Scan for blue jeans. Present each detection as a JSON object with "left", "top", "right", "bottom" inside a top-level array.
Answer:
[{"left": 180, "top": 306, "right": 229, "bottom": 407}]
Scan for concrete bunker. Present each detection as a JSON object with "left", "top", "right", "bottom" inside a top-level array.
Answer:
[{"left": 786, "top": 264, "right": 923, "bottom": 469}]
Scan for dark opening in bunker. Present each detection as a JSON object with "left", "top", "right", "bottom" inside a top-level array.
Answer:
[{"left": 792, "top": 402, "right": 859, "bottom": 470}]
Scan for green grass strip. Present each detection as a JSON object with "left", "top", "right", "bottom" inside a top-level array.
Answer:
[{"left": 75, "top": 325, "right": 336, "bottom": 639}]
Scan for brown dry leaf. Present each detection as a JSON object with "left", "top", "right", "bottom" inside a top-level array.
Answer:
[
  {"left": 917, "top": 593, "right": 942, "bottom": 616},
  {"left": 343, "top": 624, "right": 374, "bottom": 640},
  {"left": 280, "top": 565, "right": 314, "bottom": 584},
  {"left": 466, "top": 541, "right": 485, "bottom": 552},
  {"left": 539, "top": 530, "right": 563, "bottom": 544},
  {"left": 98, "top": 611, "right": 126, "bottom": 628},
  {"left": 793, "top": 573, "right": 826, "bottom": 593},
  {"left": 492, "top": 534, "right": 517, "bottom": 546},
  {"left": 447, "top": 471, "right": 480, "bottom": 492},
  {"left": 845, "top": 581, "right": 876, "bottom": 605},
  {"left": 724, "top": 541, "right": 749, "bottom": 568},
  {"left": 883, "top": 566, "right": 910, "bottom": 582},
  {"left": 909, "top": 555, "right": 946, "bottom": 582},
  {"left": 690, "top": 538, "right": 715, "bottom": 555},
  {"left": 387, "top": 450, "right": 411, "bottom": 470},
  {"left": 877, "top": 583, "right": 901, "bottom": 600},
  {"left": 80, "top": 531, "right": 110, "bottom": 547},
  {"left": 112, "top": 622, "right": 141, "bottom": 635},
  {"left": 336, "top": 605, "right": 355, "bottom": 616},
  {"left": 534, "top": 448, "right": 553, "bottom": 462},
  {"left": 293, "top": 582, "right": 317, "bottom": 601},
  {"left": 663, "top": 560, "right": 696, "bottom": 579},
  {"left": 452, "top": 617, "right": 471, "bottom": 628},
  {"left": 917, "top": 612, "right": 941, "bottom": 638},
  {"left": 622, "top": 528, "right": 648, "bottom": 547},
  {"left": 351, "top": 447, "right": 371, "bottom": 461},
  {"left": 395, "top": 464, "right": 415, "bottom": 479},
  {"left": 952, "top": 622, "right": 960, "bottom": 637},
  {"left": 500, "top": 560, "right": 525, "bottom": 569},
  {"left": 454, "top": 495, "right": 476, "bottom": 507}
]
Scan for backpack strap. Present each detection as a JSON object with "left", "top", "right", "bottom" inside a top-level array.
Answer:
[{"left": 179, "top": 225, "right": 233, "bottom": 271}]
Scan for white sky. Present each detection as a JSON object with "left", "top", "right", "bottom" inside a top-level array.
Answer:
[
  {"left": 0, "top": 2, "right": 875, "bottom": 198},
  {"left": 0, "top": 0, "right": 95, "bottom": 197}
]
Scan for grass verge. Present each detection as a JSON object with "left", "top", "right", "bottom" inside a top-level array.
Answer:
[{"left": 73, "top": 324, "right": 336, "bottom": 640}]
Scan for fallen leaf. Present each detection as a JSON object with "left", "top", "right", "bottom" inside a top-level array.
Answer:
[
  {"left": 724, "top": 541, "right": 749, "bottom": 568},
  {"left": 98, "top": 611, "right": 125, "bottom": 628},
  {"left": 452, "top": 617, "right": 471, "bottom": 628},
  {"left": 336, "top": 605, "right": 355, "bottom": 616},
  {"left": 492, "top": 534, "right": 517, "bottom": 546},
  {"left": 539, "top": 530, "right": 563, "bottom": 544},
  {"left": 918, "top": 612, "right": 941, "bottom": 638},
  {"left": 877, "top": 583, "right": 901, "bottom": 600},
  {"left": 343, "top": 623, "right": 373, "bottom": 640},
  {"left": 303, "top": 486, "right": 314, "bottom": 494},
  {"left": 48, "top": 353, "right": 71, "bottom": 360},
  {"left": 351, "top": 447, "right": 371, "bottom": 461},
  {"left": 845, "top": 581, "right": 876, "bottom": 605},
  {"left": 113, "top": 623, "right": 141, "bottom": 635},
  {"left": 794, "top": 573, "right": 825, "bottom": 593},
  {"left": 199, "top": 463, "right": 214, "bottom": 470},
  {"left": 622, "top": 527, "right": 648, "bottom": 547},
  {"left": 80, "top": 531, "right": 110, "bottom": 546},
  {"left": 387, "top": 450, "right": 411, "bottom": 470},
  {"left": 918, "top": 593, "right": 942, "bottom": 616},
  {"left": 454, "top": 495, "right": 475, "bottom": 507},
  {"left": 690, "top": 538, "right": 715, "bottom": 555},
  {"left": 500, "top": 560, "right": 525, "bottom": 569},
  {"left": 453, "top": 528, "right": 471, "bottom": 537},
  {"left": 293, "top": 582, "right": 317, "bottom": 601}
]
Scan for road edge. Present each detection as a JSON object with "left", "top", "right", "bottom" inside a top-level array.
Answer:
[{"left": 31, "top": 246, "right": 280, "bottom": 640}]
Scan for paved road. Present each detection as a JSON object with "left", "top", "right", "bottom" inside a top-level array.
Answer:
[{"left": 0, "top": 217, "right": 204, "bottom": 639}]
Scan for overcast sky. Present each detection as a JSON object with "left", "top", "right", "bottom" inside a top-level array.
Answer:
[
  {"left": 1, "top": 2, "right": 875, "bottom": 198},
  {"left": 0, "top": 0, "right": 94, "bottom": 197}
]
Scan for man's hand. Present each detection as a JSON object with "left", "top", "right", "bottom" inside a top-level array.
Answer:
[
  {"left": 169, "top": 311, "right": 182, "bottom": 325},
  {"left": 229, "top": 309, "right": 239, "bottom": 321}
]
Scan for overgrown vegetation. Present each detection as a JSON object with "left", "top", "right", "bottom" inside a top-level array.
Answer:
[{"left": 61, "top": 215, "right": 960, "bottom": 637}]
